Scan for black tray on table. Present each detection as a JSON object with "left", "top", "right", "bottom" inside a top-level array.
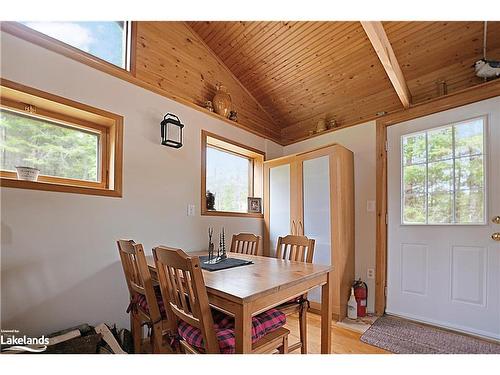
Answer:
[{"left": 199, "top": 256, "right": 253, "bottom": 272}]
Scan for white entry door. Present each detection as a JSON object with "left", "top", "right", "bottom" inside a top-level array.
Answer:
[{"left": 387, "top": 98, "right": 500, "bottom": 340}]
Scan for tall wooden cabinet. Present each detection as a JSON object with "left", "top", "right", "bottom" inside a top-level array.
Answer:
[{"left": 263, "top": 143, "right": 354, "bottom": 320}]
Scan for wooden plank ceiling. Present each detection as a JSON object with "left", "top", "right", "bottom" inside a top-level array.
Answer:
[
  {"left": 136, "top": 21, "right": 499, "bottom": 145},
  {"left": 186, "top": 21, "right": 499, "bottom": 144},
  {"left": 134, "top": 22, "right": 281, "bottom": 142},
  {"left": 383, "top": 21, "right": 500, "bottom": 104},
  {"left": 187, "top": 21, "right": 401, "bottom": 143}
]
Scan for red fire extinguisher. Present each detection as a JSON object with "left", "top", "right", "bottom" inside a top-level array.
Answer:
[{"left": 353, "top": 279, "right": 368, "bottom": 317}]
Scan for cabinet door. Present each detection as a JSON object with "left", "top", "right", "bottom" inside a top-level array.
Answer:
[
  {"left": 300, "top": 155, "right": 332, "bottom": 302},
  {"left": 265, "top": 161, "right": 294, "bottom": 257}
]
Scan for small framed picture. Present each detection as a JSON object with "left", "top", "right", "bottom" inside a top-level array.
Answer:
[{"left": 247, "top": 197, "right": 262, "bottom": 214}]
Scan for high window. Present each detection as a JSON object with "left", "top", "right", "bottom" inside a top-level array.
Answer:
[
  {"left": 201, "top": 131, "right": 264, "bottom": 217},
  {"left": 401, "top": 117, "right": 486, "bottom": 224},
  {"left": 0, "top": 79, "right": 123, "bottom": 197},
  {"left": 19, "top": 21, "right": 132, "bottom": 70}
]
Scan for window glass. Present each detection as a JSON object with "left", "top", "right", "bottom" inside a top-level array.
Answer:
[
  {"left": 0, "top": 109, "right": 100, "bottom": 182},
  {"left": 20, "top": 21, "right": 128, "bottom": 69},
  {"left": 455, "top": 119, "right": 483, "bottom": 157},
  {"left": 427, "top": 127, "right": 452, "bottom": 162},
  {"left": 402, "top": 132, "right": 426, "bottom": 166},
  {"left": 401, "top": 118, "right": 485, "bottom": 224},
  {"left": 206, "top": 146, "right": 250, "bottom": 213}
]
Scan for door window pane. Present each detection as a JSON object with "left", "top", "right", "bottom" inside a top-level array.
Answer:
[
  {"left": 455, "top": 155, "right": 484, "bottom": 191},
  {"left": 21, "top": 21, "right": 129, "bottom": 69},
  {"left": 427, "top": 160, "right": 453, "bottom": 193},
  {"left": 206, "top": 146, "right": 250, "bottom": 213},
  {"left": 428, "top": 192, "right": 453, "bottom": 224},
  {"left": 455, "top": 119, "right": 483, "bottom": 157},
  {"left": 1, "top": 109, "right": 100, "bottom": 182},
  {"left": 402, "top": 133, "right": 426, "bottom": 165},
  {"left": 455, "top": 190, "right": 484, "bottom": 224},
  {"left": 401, "top": 118, "right": 485, "bottom": 224},
  {"left": 403, "top": 164, "right": 426, "bottom": 194},
  {"left": 403, "top": 194, "right": 426, "bottom": 224},
  {"left": 428, "top": 127, "right": 452, "bottom": 162}
]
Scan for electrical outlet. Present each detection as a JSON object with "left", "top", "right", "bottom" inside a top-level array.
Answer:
[
  {"left": 367, "top": 268, "right": 375, "bottom": 279},
  {"left": 187, "top": 204, "right": 195, "bottom": 216}
]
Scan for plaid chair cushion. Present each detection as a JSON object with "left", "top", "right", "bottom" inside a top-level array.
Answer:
[
  {"left": 127, "top": 285, "right": 166, "bottom": 318},
  {"left": 178, "top": 308, "right": 286, "bottom": 354}
]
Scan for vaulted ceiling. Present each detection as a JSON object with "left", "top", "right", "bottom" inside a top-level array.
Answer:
[
  {"left": 187, "top": 21, "right": 500, "bottom": 143},
  {"left": 3, "top": 21, "right": 498, "bottom": 146}
]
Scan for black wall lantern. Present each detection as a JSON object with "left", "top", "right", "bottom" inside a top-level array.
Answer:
[{"left": 160, "top": 113, "right": 184, "bottom": 148}]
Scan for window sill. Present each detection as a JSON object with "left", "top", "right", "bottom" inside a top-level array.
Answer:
[
  {"left": 0, "top": 177, "right": 122, "bottom": 197},
  {"left": 201, "top": 209, "right": 263, "bottom": 219}
]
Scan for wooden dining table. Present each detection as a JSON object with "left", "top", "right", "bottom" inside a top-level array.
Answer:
[{"left": 146, "top": 251, "right": 334, "bottom": 354}]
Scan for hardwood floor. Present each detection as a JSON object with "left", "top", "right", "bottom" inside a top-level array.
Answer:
[
  {"left": 285, "top": 313, "right": 389, "bottom": 354},
  {"left": 142, "top": 312, "right": 389, "bottom": 354}
]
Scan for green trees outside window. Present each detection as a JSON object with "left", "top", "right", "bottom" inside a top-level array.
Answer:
[
  {"left": 206, "top": 146, "right": 250, "bottom": 213},
  {"left": 0, "top": 109, "right": 99, "bottom": 182},
  {"left": 402, "top": 118, "right": 485, "bottom": 224}
]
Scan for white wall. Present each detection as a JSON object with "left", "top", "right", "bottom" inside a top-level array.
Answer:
[
  {"left": 284, "top": 122, "right": 377, "bottom": 312},
  {"left": 0, "top": 32, "right": 283, "bottom": 336}
]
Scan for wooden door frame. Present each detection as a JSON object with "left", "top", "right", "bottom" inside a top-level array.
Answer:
[{"left": 375, "top": 79, "right": 500, "bottom": 315}]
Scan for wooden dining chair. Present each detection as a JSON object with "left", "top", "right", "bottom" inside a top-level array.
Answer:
[
  {"left": 153, "top": 245, "right": 290, "bottom": 354},
  {"left": 275, "top": 235, "right": 315, "bottom": 354},
  {"left": 117, "top": 240, "right": 172, "bottom": 353},
  {"left": 230, "top": 233, "right": 261, "bottom": 255}
]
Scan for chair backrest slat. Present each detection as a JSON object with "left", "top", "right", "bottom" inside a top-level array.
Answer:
[
  {"left": 275, "top": 235, "right": 315, "bottom": 302},
  {"left": 153, "top": 246, "right": 220, "bottom": 353},
  {"left": 117, "top": 240, "right": 162, "bottom": 323},
  {"left": 185, "top": 271, "right": 196, "bottom": 312},
  {"left": 275, "top": 235, "right": 315, "bottom": 264},
  {"left": 230, "top": 233, "right": 260, "bottom": 256}
]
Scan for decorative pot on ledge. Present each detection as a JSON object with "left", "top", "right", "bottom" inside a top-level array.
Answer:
[
  {"left": 212, "top": 83, "right": 232, "bottom": 118},
  {"left": 316, "top": 118, "right": 327, "bottom": 133},
  {"left": 15, "top": 166, "right": 40, "bottom": 181}
]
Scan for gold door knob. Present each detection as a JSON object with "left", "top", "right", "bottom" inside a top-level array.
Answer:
[
  {"left": 492, "top": 216, "right": 500, "bottom": 224},
  {"left": 492, "top": 233, "right": 500, "bottom": 241}
]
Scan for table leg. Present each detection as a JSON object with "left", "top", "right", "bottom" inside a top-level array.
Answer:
[
  {"left": 234, "top": 304, "right": 253, "bottom": 353},
  {"left": 320, "top": 271, "right": 333, "bottom": 354}
]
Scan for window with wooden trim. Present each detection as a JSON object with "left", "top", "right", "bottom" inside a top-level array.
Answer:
[
  {"left": 201, "top": 131, "right": 264, "bottom": 218},
  {"left": 14, "top": 21, "right": 134, "bottom": 71},
  {"left": 0, "top": 79, "right": 123, "bottom": 197}
]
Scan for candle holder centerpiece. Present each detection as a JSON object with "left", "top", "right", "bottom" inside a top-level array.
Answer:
[{"left": 204, "top": 227, "right": 227, "bottom": 264}]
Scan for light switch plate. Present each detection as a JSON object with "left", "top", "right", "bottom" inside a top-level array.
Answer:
[
  {"left": 366, "top": 200, "right": 376, "bottom": 212},
  {"left": 187, "top": 204, "right": 196, "bottom": 216}
]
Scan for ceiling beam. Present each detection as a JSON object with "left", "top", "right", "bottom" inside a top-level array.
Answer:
[{"left": 361, "top": 21, "right": 412, "bottom": 109}]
